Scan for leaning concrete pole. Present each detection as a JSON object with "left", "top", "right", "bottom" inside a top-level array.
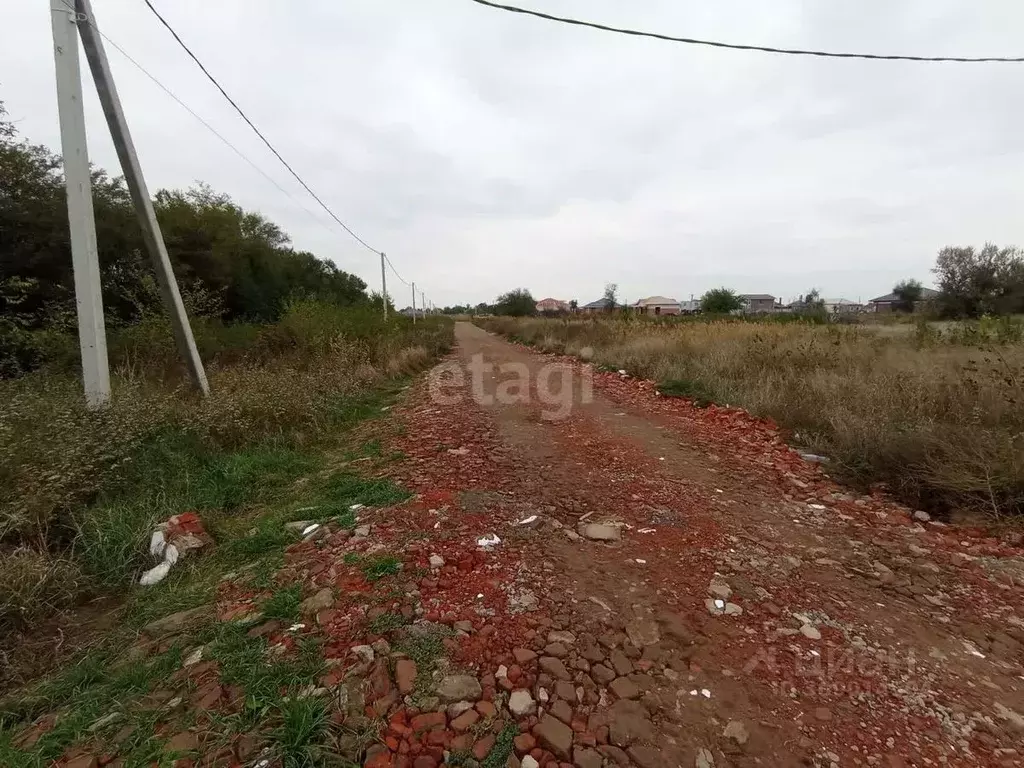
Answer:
[{"left": 75, "top": 0, "right": 209, "bottom": 395}]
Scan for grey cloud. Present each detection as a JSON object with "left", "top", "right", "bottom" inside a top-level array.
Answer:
[{"left": 3, "top": 0, "right": 1023, "bottom": 308}]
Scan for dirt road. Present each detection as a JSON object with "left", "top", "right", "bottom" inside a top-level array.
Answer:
[
  {"left": 367, "top": 322, "right": 1024, "bottom": 767},
  {"left": 35, "top": 321, "right": 1022, "bottom": 768}
]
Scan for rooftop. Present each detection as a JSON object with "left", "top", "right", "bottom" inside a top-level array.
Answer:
[
  {"left": 633, "top": 296, "right": 680, "bottom": 306},
  {"left": 869, "top": 287, "right": 939, "bottom": 303}
]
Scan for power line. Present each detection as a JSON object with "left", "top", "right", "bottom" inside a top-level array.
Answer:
[
  {"left": 384, "top": 253, "right": 411, "bottom": 287},
  {"left": 59, "top": 2, "right": 336, "bottom": 236},
  {"left": 139, "top": 0, "right": 381, "bottom": 252},
  {"left": 465, "top": 0, "right": 1024, "bottom": 63},
  {"left": 59, "top": 0, "right": 433, "bottom": 315}
]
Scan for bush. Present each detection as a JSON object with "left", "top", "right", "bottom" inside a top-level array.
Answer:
[{"left": 0, "top": 319, "right": 44, "bottom": 378}]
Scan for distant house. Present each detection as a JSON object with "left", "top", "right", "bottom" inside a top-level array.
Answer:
[
  {"left": 868, "top": 287, "right": 939, "bottom": 313},
  {"left": 581, "top": 297, "right": 615, "bottom": 314},
  {"left": 823, "top": 298, "right": 863, "bottom": 314},
  {"left": 740, "top": 294, "right": 776, "bottom": 314},
  {"left": 535, "top": 298, "right": 570, "bottom": 314},
  {"left": 632, "top": 296, "right": 681, "bottom": 316},
  {"left": 679, "top": 299, "right": 701, "bottom": 314}
]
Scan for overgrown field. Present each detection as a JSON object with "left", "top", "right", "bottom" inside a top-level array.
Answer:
[
  {"left": 0, "top": 302, "right": 452, "bottom": 644},
  {"left": 479, "top": 315, "right": 1024, "bottom": 522}
]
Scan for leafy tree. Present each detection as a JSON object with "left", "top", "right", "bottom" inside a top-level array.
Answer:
[
  {"left": 933, "top": 243, "right": 1024, "bottom": 318},
  {"left": 568, "top": 299, "right": 578, "bottom": 312},
  {"left": 892, "top": 279, "right": 923, "bottom": 313},
  {"left": 802, "top": 289, "right": 826, "bottom": 311},
  {"left": 0, "top": 102, "right": 374, "bottom": 375},
  {"left": 0, "top": 104, "right": 368, "bottom": 331},
  {"left": 603, "top": 283, "right": 618, "bottom": 313},
  {"left": 794, "top": 288, "right": 827, "bottom": 320},
  {"left": 700, "top": 287, "right": 742, "bottom": 314},
  {"left": 494, "top": 288, "right": 536, "bottom": 317}
]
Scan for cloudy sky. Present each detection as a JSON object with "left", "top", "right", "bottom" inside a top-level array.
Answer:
[{"left": 4, "top": 0, "right": 1023, "bottom": 307}]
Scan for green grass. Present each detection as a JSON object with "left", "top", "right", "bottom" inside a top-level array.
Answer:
[
  {"left": 274, "top": 697, "right": 330, "bottom": 768},
  {"left": 212, "top": 626, "right": 326, "bottom": 733},
  {"left": 367, "top": 612, "right": 407, "bottom": 635},
  {"left": 0, "top": 623, "right": 332, "bottom": 766},
  {"left": 320, "top": 473, "right": 411, "bottom": 509},
  {"left": 246, "top": 554, "right": 285, "bottom": 592},
  {"left": 345, "top": 439, "right": 383, "bottom": 460},
  {"left": 220, "top": 523, "right": 291, "bottom": 564},
  {"left": 0, "top": 644, "right": 187, "bottom": 766},
  {"left": 657, "top": 378, "right": 717, "bottom": 407},
  {"left": 0, "top": 456, "right": 412, "bottom": 765},
  {"left": 326, "top": 381, "right": 407, "bottom": 428},
  {"left": 393, "top": 624, "right": 450, "bottom": 703},
  {"left": 481, "top": 724, "right": 518, "bottom": 768},
  {"left": 261, "top": 585, "right": 303, "bottom": 622},
  {"left": 76, "top": 439, "right": 321, "bottom": 589},
  {"left": 194, "top": 446, "right": 318, "bottom": 511},
  {"left": 360, "top": 555, "right": 402, "bottom": 583}
]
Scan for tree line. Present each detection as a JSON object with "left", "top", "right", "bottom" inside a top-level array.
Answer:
[
  {"left": 1, "top": 103, "right": 372, "bottom": 375},
  {"left": 445, "top": 244, "right": 1024, "bottom": 319}
]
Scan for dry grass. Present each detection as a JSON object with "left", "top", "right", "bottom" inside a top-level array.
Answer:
[{"left": 481, "top": 315, "right": 1024, "bottom": 521}]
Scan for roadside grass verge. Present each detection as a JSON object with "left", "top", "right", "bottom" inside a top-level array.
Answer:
[
  {"left": 479, "top": 315, "right": 1024, "bottom": 521},
  {"left": 0, "top": 306, "right": 450, "bottom": 632},
  {"left": 0, "top": 374, "right": 424, "bottom": 765},
  {"left": 0, "top": 618, "right": 335, "bottom": 768},
  {"left": 0, "top": 643, "right": 188, "bottom": 767},
  {"left": 1, "top": 306, "right": 452, "bottom": 686}
]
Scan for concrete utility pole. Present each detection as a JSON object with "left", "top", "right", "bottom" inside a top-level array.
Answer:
[
  {"left": 50, "top": 0, "right": 110, "bottom": 408},
  {"left": 380, "top": 252, "right": 388, "bottom": 320},
  {"left": 75, "top": 0, "right": 209, "bottom": 396},
  {"left": 411, "top": 282, "right": 416, "bottom": 324},
  {"left": 421, "top": 290, "right": 426, "bottom": 316}
]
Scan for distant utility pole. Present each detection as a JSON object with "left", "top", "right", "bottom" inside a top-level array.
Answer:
[
  {"left": 380, "top": 252, "right": 388, "bottom": 320},
  {"left": 421, "top": 290, "right": 426, "bottom": 315},
  {"left": 50, "top": 0, "right": 109, "bottom": 408},
  {"left": 411, "top": 282, "right": 416, "bottom": 324},
  {"left": 54, "top": 0, "right": 209, "bottom": 399}
]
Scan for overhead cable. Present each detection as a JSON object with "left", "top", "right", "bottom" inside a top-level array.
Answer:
[
  {"left": 384, "top": 254, "right": 412, "bottom": 287},
  {"left": 140, "top": 0, "right": 381, "bottom": 252},
  {"left": 59, "top": 4, "right": 335, "bottom": 235},
  {"left": 466, "top": 0, "right": 1024, "bottom": 63}
]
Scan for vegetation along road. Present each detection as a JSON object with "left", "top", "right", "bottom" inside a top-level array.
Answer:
[{"left": 7, "top": 320, "right": 1023, "bottom": 768}]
